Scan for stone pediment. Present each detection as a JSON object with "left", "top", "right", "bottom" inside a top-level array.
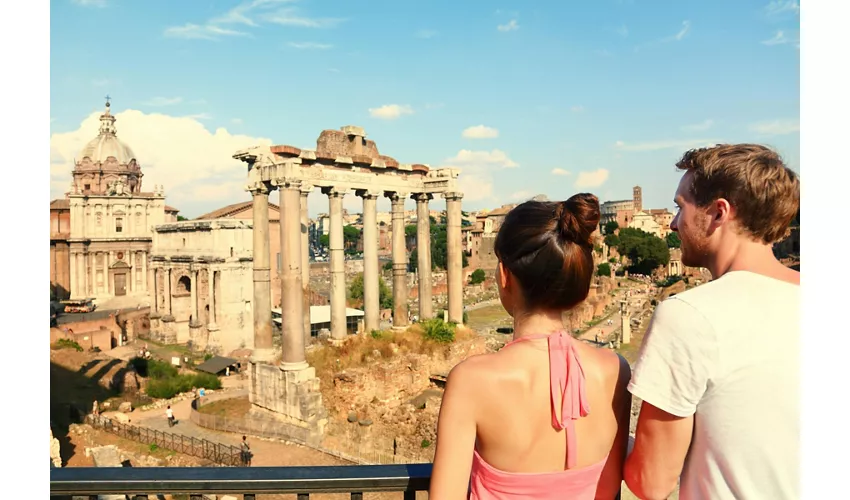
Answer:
[{"left": 110, "top": 260, "right": 131, "bottom": 270}]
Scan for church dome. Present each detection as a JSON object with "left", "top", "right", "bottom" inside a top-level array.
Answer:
[{"left": 77, "top": 100, "right": 136, "bottom": 165}]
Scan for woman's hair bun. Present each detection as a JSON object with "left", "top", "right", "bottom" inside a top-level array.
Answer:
[{"left": 555, "top": 193, "right": 601, "bottom": 247}]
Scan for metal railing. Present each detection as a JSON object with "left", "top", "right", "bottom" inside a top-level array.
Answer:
[
  {"left": 50, "top": 463, "right": 432, "bottom": 499},
  {"left": 86, "top": 414, "right": 242, "bottom": 466}
]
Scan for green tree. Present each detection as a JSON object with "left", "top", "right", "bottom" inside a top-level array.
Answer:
[
  {"left": 318, "top": 234, "right": 330, "bottom": 248},
  {"left": 177, "top": 215, "right": 188, "bottom": 221},
  {"left": 597, "top": 263, "right": 612, "bottom": 277},
  {"left": 615, "top": 228, "right": 671, "bottom": 275},
  {"left": 409, "top": 222, "right": 469, "bottom": 271},
  {"left": 405, "top": 224, "right": 418, "bottom": 237},
  {"left": 343, "top": 225, "right": 361, "bottom": 253},
  {"left": 603, "top": 221, "right": 619, "bottom": 235},
  {"left": 604, "top": 234, "right": 619, "bottom": 248},
  {"left": 348, "top": 272, "right": 393, "bottom": 309},
  {"left": 666, "top": 232, "right": 681, "bottom": 248},
  {"left": 469, "top": 269, "right": 486, "bottom": 284}
]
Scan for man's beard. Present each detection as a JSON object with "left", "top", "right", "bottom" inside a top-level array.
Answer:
[{"left": 680, "top": 230, "right": 710, "bottom": 269}]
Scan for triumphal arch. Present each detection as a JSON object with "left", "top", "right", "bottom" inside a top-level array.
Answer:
[{"left": 233, "top": 125, "right": 463, "bottom": 440}]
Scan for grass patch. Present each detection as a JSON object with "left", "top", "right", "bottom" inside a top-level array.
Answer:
[
  {"left": 52, "top": 339, "right": 83, "bottom": 352},
  {"left": 130, "top": 357, "right": 221, "bottom": 399},
  {"left": 197, "top": 395, "right": 252, "bottom": 418},
  {"left": 466, "top": 304, "right": 511, "bottom": 332}
]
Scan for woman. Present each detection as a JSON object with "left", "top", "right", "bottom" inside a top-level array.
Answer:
[{"left": 430, "top": 194, "right": 631, "bottom": 500}]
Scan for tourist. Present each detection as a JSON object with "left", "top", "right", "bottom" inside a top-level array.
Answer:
[
  {"left": 624, "top": 144, "right": 800, "bottom": 500},
  {"left": 165, "top": 405, "right": 175, "bottom": 427},
  {"left": 240, "top": 435, "right": 252, "bottom": 466},
  {"left": 430, "top": 194, "right": 631, "bottom": 500}
]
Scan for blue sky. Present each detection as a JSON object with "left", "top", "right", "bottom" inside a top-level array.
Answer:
[{"left": 50, "top": 0, "right": 800, "bottom": 218}]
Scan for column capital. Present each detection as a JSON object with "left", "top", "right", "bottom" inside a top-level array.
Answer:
[
  {"left": 412, "top": 193, "right": 433, "bottom": 203},
  {"left": 355, "top": 189, "right": 382, "bottom": 200},
  {"left": 299, "top": 183, "right": 314, "bottom": 195},
  {"left": 276, "top": 179, "right": 303, "bottom": 190},
  {"left": 443, "top": 191, "right": 464, "bottom": 201},
  {"left": 247, "top": 181, "right": 274, "bottom": 196},
  {"left": 321, "top": 186, "right": 348, "bottom": 198},
  {"left": 385, "top": 191, "right": 410, "bottom": 202}
]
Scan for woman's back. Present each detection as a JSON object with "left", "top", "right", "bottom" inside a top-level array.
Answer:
[{"left": 472, "top": 334, "right": 628, "bottom": 475}]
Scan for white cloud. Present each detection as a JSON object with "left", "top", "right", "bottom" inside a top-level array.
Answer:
[
  {"left": 570, "top": 105, "right": 585, "bottom": 113},
  {"left": 445, "top": 149, "right": 518, "bottom": 169},
  {"left": 437, "top": 149, "right": 520, "bottom": 203},
  {"left": 263, "top": 8, "right": 344, "bottom": 28},
  {"left": 164, "top": 24, "right": 249, "bottom": 40},
  {"left": 510, "top": 190, "right": 532, "bottom": 200},
  {"left": 144, "top": 96, "right": 183, "bottom": 107},
  {"left": 164, "top": 1, "right": 338, "bottom": 41},
  {"left": 551, "top": 168, "right": 571, "bottom": 176},
  {"left": 72, "top": 0, "right": 107, "bottom": 7},
  {"left": 614, "top": 138, "right": 719, "bottom": 152},
  {"left": 761, "top": 30, "right": 792, "bottom": 46},
  {"left": 682, "top": 119, "right": 714, "bottom": 132},
  {"left": 672, "top": 20, "right": 691, "bottom": 41},
  {"left": 231, "top": 118, "right": 243, "bottom": 125},
  {"left": 462, "top": 125, "right": 499, "bottom": 139},
  {"left": 498, "top": 20, "right": 519, "bottom": 32},
  {"left": 49, "top": 109, "right": 274, "bottom": 217},
  {"left": 185, "top": 113, "right": 214, "bottom": 121},
  {"left": 416, "top": 29, "right": 438, "bottom": 39},
  {"left": 288, "top": 42, "right": 333, "bottom": 49},
  {"left": 765, "top": 1, "right": 800, "bottom": 16},
  {"left": 574, "top": 169, "right": 610, "bottom": 189},
  {"left": 749, "top": 119, "right": 800, "bottom": 135},
  {"left": 368, "top": 104, "right": 414, "bottom": 120}
]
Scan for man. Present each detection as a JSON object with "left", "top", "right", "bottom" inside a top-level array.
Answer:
[
  {"left": 165, "top": 405, "right": 175, "bottom": 427},
  {"left": 624, "top": 144, "right": 800, "bottom": 500},
  {"left": 240, "top": 436, "right": 252, "bottom": 466}
]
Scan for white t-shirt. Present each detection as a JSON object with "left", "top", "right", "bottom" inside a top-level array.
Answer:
[
  {"left": 165, "top": 408, "right": 173, "bottom": 418},
  {"left": 628, "top": 271, "right": 799, "bottom": 500}
]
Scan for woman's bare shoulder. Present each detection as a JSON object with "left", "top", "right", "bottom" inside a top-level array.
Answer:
[{"left": 576, "top": 342, "right": 631, "bottom": 383}]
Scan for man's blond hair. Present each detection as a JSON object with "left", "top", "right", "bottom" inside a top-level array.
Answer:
[{"left": 676, "top": 144, "right": 799, "bottom": 244}]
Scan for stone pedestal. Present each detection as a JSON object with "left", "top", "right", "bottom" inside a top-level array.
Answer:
[
  {"left": 159, "top": 316, "right": 177, "bottom": 344},
  {"left": 189, "top": 321, "right": 207, "bottom": 351},
  {"left": 248, "top": 362, "right": 327, "bottom": 446}
]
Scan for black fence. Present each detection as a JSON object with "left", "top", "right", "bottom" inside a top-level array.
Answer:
[
  {"left": 86, "top": 414, "right": 242, "bottom": 466},
  {"left": 50, "top": 463, "right": 432, "bottom": 499}
]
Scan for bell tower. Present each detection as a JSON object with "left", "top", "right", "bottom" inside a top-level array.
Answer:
[{"left": 633, "top": 185, "right": 642, "bottom": 212}]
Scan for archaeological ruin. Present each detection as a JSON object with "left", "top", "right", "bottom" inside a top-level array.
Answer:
[{"left": 233, "top": 125, "right": 464, "bottom": 441}]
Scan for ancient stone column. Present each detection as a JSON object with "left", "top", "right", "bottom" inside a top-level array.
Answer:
[
  {"left": 280, "top": 182, "right": 308, "bottom": 370},
  {"left": 81, "top": 252, "right": 89, "bottom": 297},
  {"left": 445, "top": 192, "right": 464, "bottom": 324},
  {"left": 388, "top": 191, "right": 409, "bottom": 328},
  {"left": 141, "top": 251, "right": 148, "bottom": 293},
  {"left": 69, "top": 251, "right": 78, "bottom": 298},
  {"left": 164, "top": 268, "right": 172, "bottom": 315},
  {"left": 250, "top": 183, "right": 274, "bottom": 361},
  {"left": 300, "top": 184, "right": 312, "bottom": 343},
  {"left": 357, "top": 190, "right": 381, "bottom": 333},
  {"left": 190, "top": 267, "right": 199, "bottom": 325},
  {"left": 150, "top": 268, "right": 159, "bottom": 314},
  {"left": 414, "top": 193, "right": 433, "bottom": 320},
  {"left": 325, "top": 187, "right": 347, "bottom": 340},
  {"left": 207, "top": 268, "right": 217, "bottom": 329}
]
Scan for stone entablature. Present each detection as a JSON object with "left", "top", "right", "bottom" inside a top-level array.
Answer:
[
  {"left": 68, "top": 192, "right": 167, "bottom": 241},
  {"left": 152, "top": 220, "right": 253, "bottom": 261}
]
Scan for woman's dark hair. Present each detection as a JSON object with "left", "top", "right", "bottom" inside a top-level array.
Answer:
[{"left": 494, "top": 193, "right": 601, "bottom": 311}]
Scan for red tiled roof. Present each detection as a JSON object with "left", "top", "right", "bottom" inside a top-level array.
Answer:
[
  {"left": 164, "top": 205, "right": 180, "bottom": 213},
  {"left": 194, "top": 200, "right": 281, "bottom": 221},
  {"left": 50, "top": 199, "right": 70, "bottom": 210}
]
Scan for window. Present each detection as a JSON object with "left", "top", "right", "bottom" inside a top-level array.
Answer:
[
  {"left": 115, "top": 218, "right": 123, "bottom": 233},
  {"left": 84, "top": 184, "right": 91, "bottom": 191}
]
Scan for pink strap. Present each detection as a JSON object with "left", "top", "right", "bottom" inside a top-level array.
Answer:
[{"left": 503, "top": 331, "right": 590, "bottom": 468}]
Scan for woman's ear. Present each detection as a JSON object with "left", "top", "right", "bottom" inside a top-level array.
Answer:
[{"left": 498, "top": 261, "right": 510, "bottom": 289}]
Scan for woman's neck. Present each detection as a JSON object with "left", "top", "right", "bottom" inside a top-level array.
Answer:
[{"left": 512, "top": 309, "right": 565, "bottom": 340}]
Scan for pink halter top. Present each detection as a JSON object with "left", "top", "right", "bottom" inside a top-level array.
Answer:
[{"left": 468, "top": 331, "right": 608, "bottom": 500}]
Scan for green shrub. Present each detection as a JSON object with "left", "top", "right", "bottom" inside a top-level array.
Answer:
[
  {"left": 370, "top": 330, "right": 384, "bottom": 339},
  {"left": 133, "top": 356, "right": 222, "bottom": 399},
  {"left": 469, "top": 269, "right": 486, "bottom": 285},
  {"left": 421, "top": 439, "right": 431, "bottom": 448},
  {"left": 203, "top": 353, "right": 213, "bottom": 361},
  {"left": 421, "top": 318, "right": 455, "bottom": 343},
  {"left": 596, "top": 263, "right": 611, "bottom": 277},
  {"left": 55, "top": 339, "right": 83, "bottom": 352}
]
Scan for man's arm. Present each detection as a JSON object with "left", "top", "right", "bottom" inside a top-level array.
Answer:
[
  {"left": 429, "top": 361, "right": 478, "bottom": 500},
  {"left": 624, "top": 402, "right": 693, "bottom": 500},
  {"left": 624, "top": 297, "right": 717, "bottom": 500}
]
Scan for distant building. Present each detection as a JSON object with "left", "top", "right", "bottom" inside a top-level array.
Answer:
[{"left": 628, "top": 211, "right": 663, "bottom": 238}]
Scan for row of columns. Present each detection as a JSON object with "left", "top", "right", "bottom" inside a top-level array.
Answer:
[
  {"left": 250, "top": 179, "right": 464, "bottom": 370},
  {"left": 70, "top": 249, "right": 149, "bottom": 298},
  {"left": 150, "top": 267, "right": 217, "bottom": 328}
]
